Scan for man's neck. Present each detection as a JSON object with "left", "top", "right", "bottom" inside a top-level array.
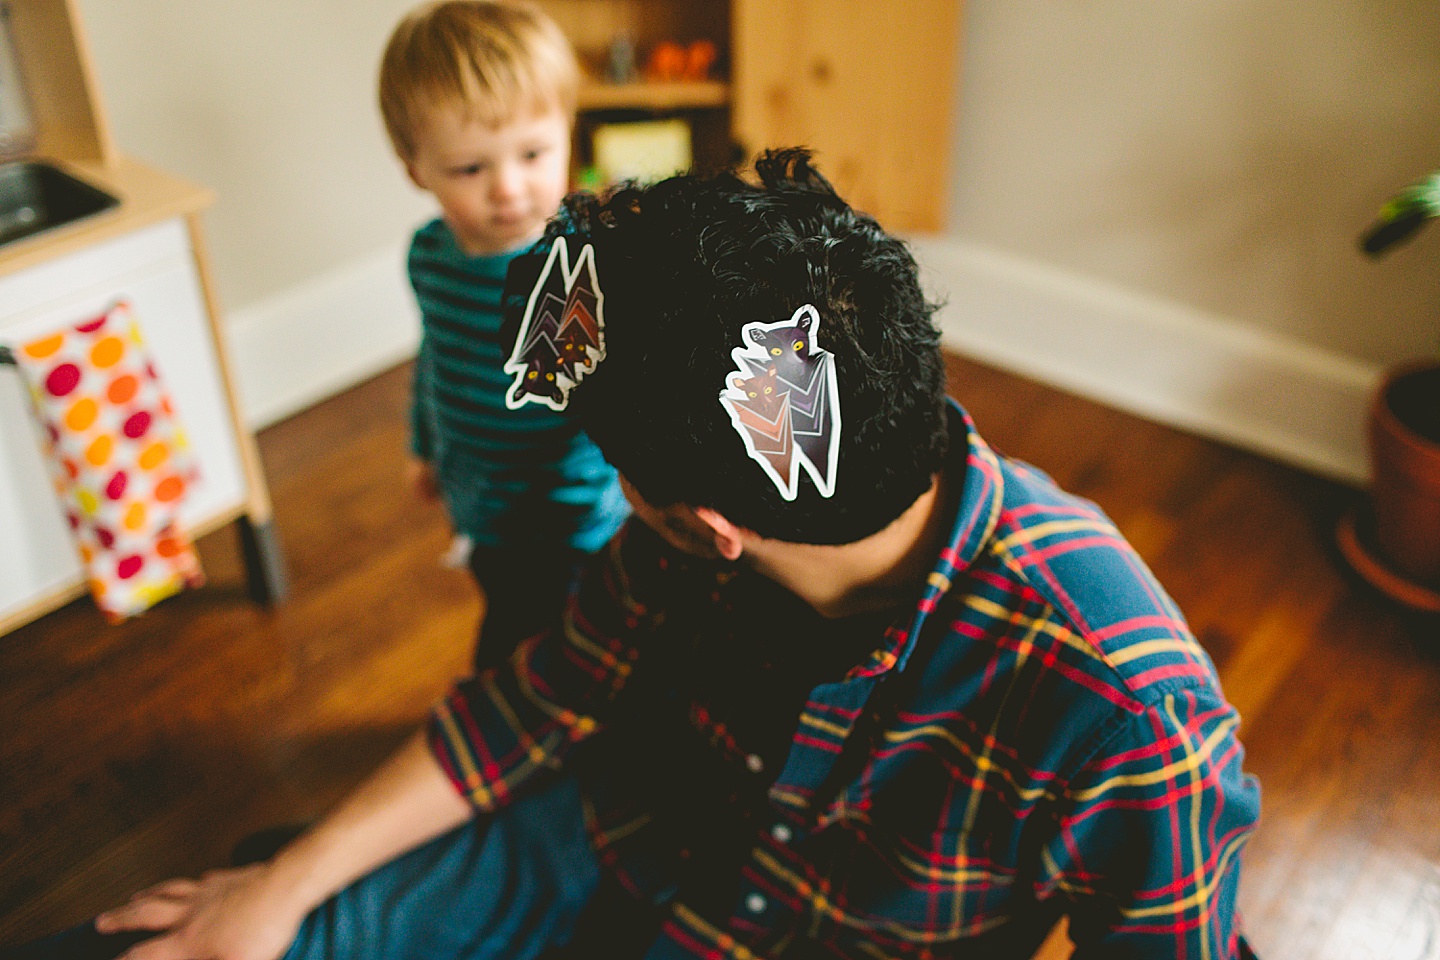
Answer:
[{"left": 742, "top": 471, "right": 956, "bottom": 619}]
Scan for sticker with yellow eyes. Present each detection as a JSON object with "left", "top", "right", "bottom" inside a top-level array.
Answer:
[
  {"left": 504, "top": 236, "right": 605, "bottom": 411},
  {"left": 718, "top": 304, "right": 841, "bottom": 500}
]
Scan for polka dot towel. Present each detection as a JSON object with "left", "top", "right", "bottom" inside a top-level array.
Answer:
[{"left": 9, "top": 301, "right": 204, "bottom": 623}]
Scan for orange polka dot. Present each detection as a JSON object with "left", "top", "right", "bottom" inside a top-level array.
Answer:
[
  {"left": 80, "top": 545, "right": 95, "bottom": 564},
  {"left": 124, "top": 502, "right": 148, "bottom": 531},
  {"left": 154, "top": 475, "right": 186, "bottom": 503},
  {"left": 107, "top": 375, "right": 139, "bottom": 405},
  {"left": 90, "top": 336, "right": 125, "bottom": 368},
  {"left": 89, "top": 577, "right": 107, "bottom": 597},
  {"left": 156, "top": 536, "right": 182, "bottom": 558},
  {"left": 138, "top": 442, "right": 169, "bottom": 471},
  {"left": 65, "top": 397, "right": 98, "bottom": 432},
  {"left": 85, "top": 435, "right": 113, "bottom": 467},
  {"left": 24, "top": 334, "right": 65, "bottom": 359}
]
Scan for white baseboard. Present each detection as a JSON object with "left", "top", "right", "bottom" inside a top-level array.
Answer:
[
  {"left": 909, "top": 237, "right": 1382, "bottom": 485},
  {"left": 222, "top": 236, "right": 1383, "bottom": 485},
  {"left": 225, "top": 244, "right": 420, "bottom": 429}
]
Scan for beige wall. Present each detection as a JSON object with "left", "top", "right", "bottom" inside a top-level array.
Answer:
[
  {"left": 76, "top": 0, "right": 433, "bottom": 311},
  {"left": 948, "top": 1, "right": 1440, "bottom": 367},
  {"left": 76, "top": 1, "right": 1440, "bottom": 369}
]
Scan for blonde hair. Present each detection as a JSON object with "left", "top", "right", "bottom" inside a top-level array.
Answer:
[{"left": 379, "top": 1, "right": 579, "bottom": 160}]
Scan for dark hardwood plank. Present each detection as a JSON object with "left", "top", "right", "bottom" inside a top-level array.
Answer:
[
  {"left": 0, "top": 364, "right": 476, "bottom": 942},
  {"left": 1, "top": 354, "right": 1436, "bottom": 959}
]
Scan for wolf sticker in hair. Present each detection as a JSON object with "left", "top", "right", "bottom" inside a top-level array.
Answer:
[
  {"left": 504, "top": 237, "right": 606, "bottom": 411},
  {"left": 719, "top": 304, "right": 841, "bottom": 500}
]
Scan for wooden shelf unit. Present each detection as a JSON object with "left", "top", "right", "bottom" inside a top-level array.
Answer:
[
  {"left": 540, "top": 0, "right": 735, "bottom": 179},
  {"left": 542, "top": 0, "right": 961, "bottom": 232},
  {"left": 577, "top": 80, "right": 729, "bottom": 112}
]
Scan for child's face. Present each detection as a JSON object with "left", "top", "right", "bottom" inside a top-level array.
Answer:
[{"left": 406, "top": 101, "right": 571, "bottom": 257}]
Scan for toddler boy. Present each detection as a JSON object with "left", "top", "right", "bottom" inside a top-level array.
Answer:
[{"left": 379, "top": 1, "right": 628, "bottom": 669}]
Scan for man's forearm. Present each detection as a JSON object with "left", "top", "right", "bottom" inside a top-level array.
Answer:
[{"left": 266, "top": 731, "right": 473, "bottom": 915}]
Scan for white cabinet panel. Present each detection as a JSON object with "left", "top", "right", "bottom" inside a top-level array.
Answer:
[
  {"left": 1, "top": 220, "right": 192, "bottom": 321},
  {"left": 0, "top": 368, "right": 73, "bottom": 606},
  {"left": 0, "top": 218, "right": 248, "bottom": 623}
]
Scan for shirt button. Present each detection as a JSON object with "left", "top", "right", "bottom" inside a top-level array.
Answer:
[
  {"left": 745, "top": 753, "right": 765, "bottom": 774},
  {"left": 770, "top": 823, "right": 793, "bottom": 843},
  {"left": 745, "top": 893, "right": 768, "bottom": 914}
]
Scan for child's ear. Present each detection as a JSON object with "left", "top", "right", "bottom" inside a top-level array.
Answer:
[{"left": 404, "top": 162, "right": 425, "bottom": 191}]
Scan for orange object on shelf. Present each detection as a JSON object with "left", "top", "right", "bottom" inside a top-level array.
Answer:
[
  {"left": 645, "top": 40, "right": 688, "bottom": 82},
  {"left": 684, "top": 39, "right": 717, "bottom": 81},
  {"left": 643, "top": 39, "right": 716, "bottom": 83}
]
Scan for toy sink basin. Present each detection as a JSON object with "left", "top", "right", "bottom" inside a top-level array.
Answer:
[{"left": 0, "top": 160, "right": 118, "bottom": 248}]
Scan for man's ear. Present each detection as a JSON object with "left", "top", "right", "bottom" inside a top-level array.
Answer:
[{"left": 693, "top": 506, "right": 746, "bottom": 562}]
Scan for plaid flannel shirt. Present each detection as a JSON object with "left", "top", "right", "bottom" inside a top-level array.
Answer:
[{"left": 429, "top": 401, "right": 1261, "bottom": 959}]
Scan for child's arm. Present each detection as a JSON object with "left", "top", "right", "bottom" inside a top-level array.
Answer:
[
  {"left": 405, "top": 456, "right": 440, "bottom": 502},
  {"left": 408, "top": 333, "right": 440, "bottom": 502}
]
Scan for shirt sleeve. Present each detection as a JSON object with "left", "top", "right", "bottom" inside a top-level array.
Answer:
[
  {"left": 426, "top": 521, "right": 677, "bottom": 812},
  {"left": 1041, "top": 684, "right": 1261, "bottom": 960},
  {"left": 409, "top": 331, "right": 436, "bottom": 461}
]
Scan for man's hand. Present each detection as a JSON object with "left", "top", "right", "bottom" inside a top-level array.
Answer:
[
  {"left": 92, "top": 734, "right": 471, "bottom": 960},
  {"left": 97, "top": 862, "right": 307, "bottom": 960}
]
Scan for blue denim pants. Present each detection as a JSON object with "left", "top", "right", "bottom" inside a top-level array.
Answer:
[
  {"left": 3, "top": 777, "right": 678, "bottom": 960},
  {"left": 283, "top": 776, "right": 600, "bottom": 960}
]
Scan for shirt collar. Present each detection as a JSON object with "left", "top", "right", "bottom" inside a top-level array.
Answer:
[{"left": 848, "top": 399, "right": 1005, "bottom": 678}]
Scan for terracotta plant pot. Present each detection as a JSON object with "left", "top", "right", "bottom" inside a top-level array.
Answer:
[{"left": 1369, "top": 359, "right": 1440, "bottom": 588}]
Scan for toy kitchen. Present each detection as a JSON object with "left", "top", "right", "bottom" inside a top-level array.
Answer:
[{"left": 0, "top": 0, "right": 284, "bottom": 634}]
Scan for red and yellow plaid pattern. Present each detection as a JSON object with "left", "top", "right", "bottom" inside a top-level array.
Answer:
[{"left": 429, "top": 403, "right": 1260, "bottom": 959}]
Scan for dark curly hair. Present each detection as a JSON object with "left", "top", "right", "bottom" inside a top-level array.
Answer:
[{"left": 508, "top": 149, "right": 948, "bottom": 545}]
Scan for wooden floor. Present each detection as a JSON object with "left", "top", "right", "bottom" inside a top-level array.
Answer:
[{"left": 2, "top": 354, "right": 1437, "bottom": 958}]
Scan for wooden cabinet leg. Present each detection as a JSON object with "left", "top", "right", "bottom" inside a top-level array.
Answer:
[{"left": 237, "top": 513, "right": 289, "bottom": 605}]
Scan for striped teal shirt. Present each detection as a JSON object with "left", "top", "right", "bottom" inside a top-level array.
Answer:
[{"left": 408, "top": 218, "right": 628, "bottom": 550}]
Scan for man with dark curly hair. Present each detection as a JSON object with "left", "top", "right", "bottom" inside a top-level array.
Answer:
[{"left": 88, "top": 151, "right": 1260, "bottom": 960}]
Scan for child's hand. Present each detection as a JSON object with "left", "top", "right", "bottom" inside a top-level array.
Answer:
[{"left": 406, "top": 458, "right": 440, "bottom": 502}]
